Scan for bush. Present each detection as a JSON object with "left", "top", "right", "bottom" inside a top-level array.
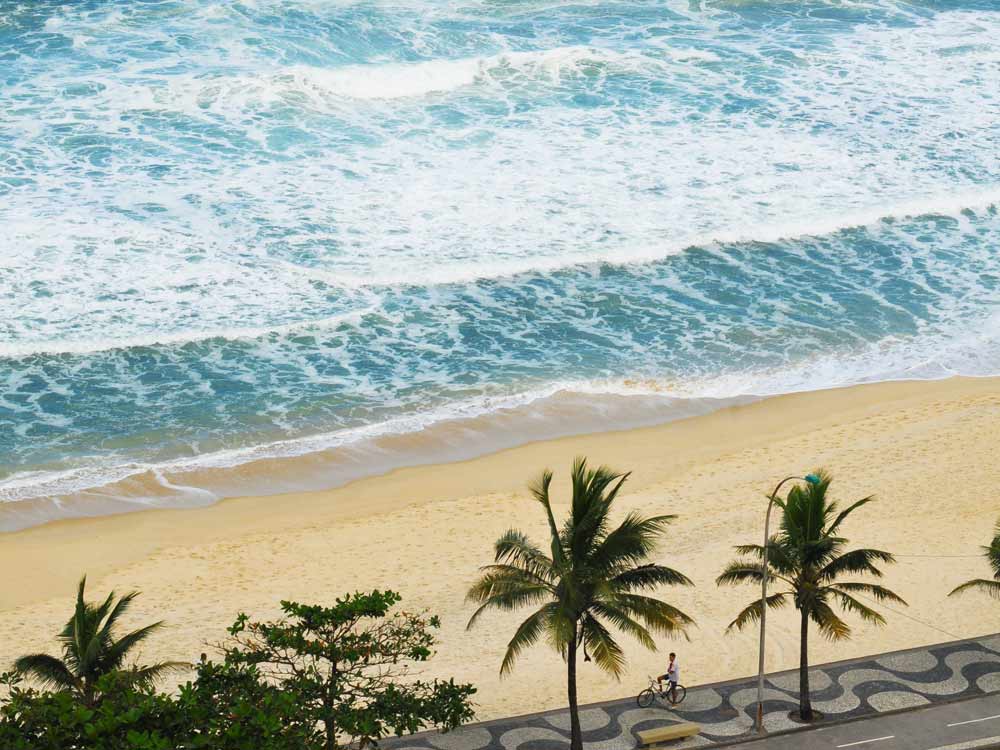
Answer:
[
  {"left": 0, "top": 591, "right": 476, "bottom": 750},
  {"left": 176, "top": 659, "right": 310, "bottom": 749},
  {"left": 0, "top": 672, "right": 182, "bottom": 750}
]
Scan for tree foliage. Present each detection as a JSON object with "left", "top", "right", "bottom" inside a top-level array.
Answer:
[
  {"left": 222, "top": 590, "right": 476, "bottom": 750},
  {"left": 950, "top": 520, "right": 1000, "bottom": 599},
  {"left": 0, "top": 671, "right": 183, "bottom": 750},
  {"left": 174, "top": 659, "right": 311, "bottom": 750},
  {"left": 3, "top": 585, "right": 474, "bottom": 750},
  {"left": 716, "top": 471, "right": 905, "bottom": 720},
  {"left": 13, "top": 577, "right": 184, "bottom": 707},
  {"left": 467, "top": 457, "right": 694, "bottom": 750}
]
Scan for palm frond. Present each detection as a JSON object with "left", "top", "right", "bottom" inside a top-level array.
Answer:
[
  {"left": 760, "top": 538, "right": 801, "bottom": 576},
  {"left": 564, "top": 459, "right": 628, "bottom": 566},
  {"left": 949, "top": 579, "right": 1000, "bottom": 599},
  {"left": 716, "top": 561, "right": 765, "bottom": 586},
  {"left": 608, "top": 593, "right": 694, "bottom": 637},
  {"left": 117, "top": 661, "right": 190, "bottom": 691},
  {"left": 589, "top": 603, "right": 656, "bottom": 650},
  {"left": 610, "top": 563, "right": 692, "bottom": 592},
  {"left": 827, "top": 589, "right": 887, "bottom": 626},
  {"left": 831, "top": 582, "right": 907, "bottom": 606},
  {"left": 827, "top": 495, "right": 875, "bottom": 534},
  {"left": 724, "top": 593, "right": 788, "bottom": 633},
  {"left": 818, "top": 548, "right": 895, "bottom": 581},
  {"left": 101, "top": 621, "right": 165, "bottom": 673},
  {"left": 589, "top": 513, "right": 676, "bottom": 575},
  {"left": 477, "top": 561, "right": 555, "bottom": 591},
  {"left": 100, "top": 589, "right": 138, "bottom": 636},
  {"left": 13, "top": 653, "right": 79, "bottom": 692},
  {"left": 466, "top": 577, "right": 552, "bottom": 630},
  {"left": 500, "top": 605, "right": 554, "bottom": 676},
  {"left": 809, "top": 600, "right": 851, "bottom": 641},
  {"left": 579, "top": 615, "right": 627, "bottom": 679},
  {"left": 529, "top": 468, "right": 566, "bottom": 567},
  {"left": 987, "top": 522, "right": 1000, "bottom": 579},
  {"left": 494, "top": 530, "right": 554, "bottom": 578}
]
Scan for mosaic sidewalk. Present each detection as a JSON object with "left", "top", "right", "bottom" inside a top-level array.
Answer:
[{"left": 386, "top": 634, "right": 1000, "bottom": 749}]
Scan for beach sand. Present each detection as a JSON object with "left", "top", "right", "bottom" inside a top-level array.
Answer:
[{"left": 1, "top": 376, "right": 998, "bottom": 721}]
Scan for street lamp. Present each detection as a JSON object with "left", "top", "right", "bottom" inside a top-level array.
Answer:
[{"left": 755, "top": 473, "right": 820, "bottom": 734}]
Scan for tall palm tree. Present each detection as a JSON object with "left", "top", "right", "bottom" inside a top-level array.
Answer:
[
  {"left": 14, "top": 576, "right": 183, "bottom": 705},
  {"left": 716, "top": 472, "right": 905, "bottom": 721},
  {"left": 467, "top": 457, "right": 694, "bottom": 750},
  {"left": 949, "top": 521, "right": 1000, "bottom": 599}
]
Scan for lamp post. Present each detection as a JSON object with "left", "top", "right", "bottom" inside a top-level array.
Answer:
[{"left": 755, "top": 473, "right": 820, "bottom": 734}]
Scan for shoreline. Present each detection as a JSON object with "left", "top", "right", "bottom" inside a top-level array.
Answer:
[
  {"left": 3, "top": 375, "right": 999, "bottom": 721},
  {"left": 0, "top": 373, "right": 985, "bottom": 533},
  {"left": 0, "top": 385, "right": 760, "bottom": 532}
]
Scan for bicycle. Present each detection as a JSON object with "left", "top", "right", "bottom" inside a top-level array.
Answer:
[{"left": 636, "top": 676, "right": 687, "bottom": 707}]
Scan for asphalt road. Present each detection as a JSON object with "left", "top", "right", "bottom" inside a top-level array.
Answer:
[{"left": 736, "top": 695, "right": 1000, "bottom": 750}]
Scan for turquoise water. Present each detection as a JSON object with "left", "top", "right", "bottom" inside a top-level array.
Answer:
[{"left": 1, "top": 0, "right": 999, "bottom": 527}]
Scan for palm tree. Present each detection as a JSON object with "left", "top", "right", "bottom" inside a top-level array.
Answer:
[
  {"left": 467, "top": 457, "right": 694, "bottom": 750},
  {"left": 716, "top": 471, "right": 905, "bottom": 721},
  {"left": 14, "top": 576, "right": 184, "bottom": 705},
  {"left": 949, "top": 521, "right": 1000, "bottom": 599}
]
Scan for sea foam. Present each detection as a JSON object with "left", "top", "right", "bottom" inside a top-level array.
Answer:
[{"left": 1, "top": 0, "right": 998, "bottom": 526}]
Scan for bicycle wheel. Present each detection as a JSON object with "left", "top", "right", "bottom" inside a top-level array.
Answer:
[
  {"left": 668, "top": 685, "right": 687, "bottom": 705},
  {"left": 637, "top": 688, "right": 656, "bottom": 708}
]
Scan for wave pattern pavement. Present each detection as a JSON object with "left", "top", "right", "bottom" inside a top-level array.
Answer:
[{"left": 385, "top": 635, "right": 1000, "bottom": 749}]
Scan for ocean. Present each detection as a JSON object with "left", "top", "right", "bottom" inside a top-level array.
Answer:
[{"left": 1, "top": 0, "right": 998, "bottom": 529}]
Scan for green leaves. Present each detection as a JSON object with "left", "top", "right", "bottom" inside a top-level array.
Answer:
[
  {"left": 499, "top": 604, "right": 555, "bottom": 676},
  {"left": 221, "top": 591, "right": 475, "bottom": 749},
  {"left": 468, "top": 456, "right": 695, "bottom": 682},
  {"left": 13, "top": 577, "right": 183, "bottom": 707},
  {"left": 724, "top": 592, "right": 789, "bottom": 633},
  {"left": 0, "top": 672, "right": 182, "bottom": 750},
  {"left": 719, "top": 471, "right": 903, "bottom": 641},
  {"left": 5, "top": 588, "right": 474, "bottom": 750},
  {"left": 950, "top": 519, "right": 1000, "bottom": 599},
  {"left": 717, "top": 471, "right": 905, "bottom": 721},
  {"left": 950, "top": 579, "right": 1000, "bottom": 599}
]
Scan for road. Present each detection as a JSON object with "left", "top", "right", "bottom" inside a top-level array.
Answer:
[{"left": 737, "top": 695, "right": 1000, "bottom": 750}]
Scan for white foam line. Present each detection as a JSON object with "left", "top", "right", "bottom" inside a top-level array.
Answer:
[
  {"left": 837, "top": 736, "right": 894, "bottom": 748},
  {"left": 0, "top": 306, "right": 376, "bottom": 359},
  {"left": 334, "top": 189, "right": 1000, "bottom": 289},
  {"left": 3, "top": 192, "right": 999, "bottom": 358}
]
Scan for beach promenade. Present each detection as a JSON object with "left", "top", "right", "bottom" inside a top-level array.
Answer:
[{"left": 387, "top": 635, "right": 1000, "bottom": 750}]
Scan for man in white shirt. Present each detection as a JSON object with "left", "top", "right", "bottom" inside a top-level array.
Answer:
[{"left": 657, "top": 652, "right": 680, "bottom": 704}]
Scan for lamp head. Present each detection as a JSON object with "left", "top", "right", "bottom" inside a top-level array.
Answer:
[{"left": 804, "top": 473, "right": 821, "bottom": 485}]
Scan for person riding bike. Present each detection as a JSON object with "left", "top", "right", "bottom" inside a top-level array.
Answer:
[{"left": 657, "top": 652, "right": 679, "bottom": 705}]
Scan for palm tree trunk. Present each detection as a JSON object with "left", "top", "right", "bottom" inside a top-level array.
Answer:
[
  {"left": 798, "top": 607, "right": 812, "bottom": 721},
  {"left": 567, "top": 624, "right": 583, "bottom": 750}
]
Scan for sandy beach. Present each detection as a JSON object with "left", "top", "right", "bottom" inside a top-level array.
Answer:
[{"left": 2, "top": 376, "right": 998, "bottom": 722}]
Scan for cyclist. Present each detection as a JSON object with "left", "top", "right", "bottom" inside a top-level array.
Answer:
[{"left": 657, "top": 652, "right": 679, "bottom": 704}]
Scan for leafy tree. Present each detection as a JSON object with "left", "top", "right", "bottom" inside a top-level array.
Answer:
[
  {"left": 716, "top": 471, "right": 905, "bottom": 720},
  {"left": 0, "top": 661, "right": 320, "bottom": 750},
  {"left": 222, "top": 591, "right": 476, "bottom": 750},
  {"left": 0, "top": 670, "right": 183, "bottom": 750},
  {"left": 950, "top": 521, "right": 1000, "bottom": 599},
  {"left": 13, "top": 577, "right": 184, "bottom": 706},
  {"left": 467, "top": 457, "right": 694, "bottom": 750},
  {"left": 175, "top": 658, "right": 311, "bottom": 750}
]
